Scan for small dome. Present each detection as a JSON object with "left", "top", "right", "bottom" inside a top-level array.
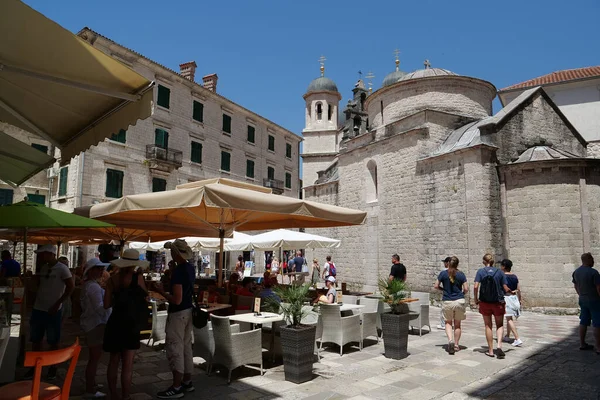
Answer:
[
  {"left": 382, "top": 70, "right": 407, "bottom": 87},
  {"left": 511, "top": 146, "right": 579, "bottom": 164},
  {"left": 306, "top": 76, "right": 338, "bottom": 93},
  {"left": 399, "top": 68, "right": 458, "bottom": 81}
]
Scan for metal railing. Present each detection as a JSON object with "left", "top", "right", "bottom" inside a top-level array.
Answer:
[{"left": 145, "top": 145, "right": 183, "bottom": 167}]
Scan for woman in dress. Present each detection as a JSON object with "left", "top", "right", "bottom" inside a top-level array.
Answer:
[
  {"left": 501, "top": 259, "right": 523, "bottom": 346},
  {"left": 103, "top": 249, "right": 149, "bottom": 400},
  {"left": 235, "top": 255, "right": 245, "bottom": 278},
  {"left": 311, "top": 259, "right": 321, "bottom": 287},
  {"left": 435, "top": 256, "right": 468, "bottom": 355},
  {"left": 80, "top": 258, "right": 111, "bottom": 398}
]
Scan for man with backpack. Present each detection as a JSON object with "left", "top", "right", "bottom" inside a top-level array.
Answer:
[
  {"left": 322, "top": 255, "right": 336, "bottom": 281},
  {"left": 474, "top": 253, "right": 513, "bottom": 359}
]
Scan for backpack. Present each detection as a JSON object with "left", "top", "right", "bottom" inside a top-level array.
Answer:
[
  {"left": 479, "top": 268, "right": 500, "bottom": 303},
  {"left": 329, "top": 262, "right": 337, "bottom": 277}
]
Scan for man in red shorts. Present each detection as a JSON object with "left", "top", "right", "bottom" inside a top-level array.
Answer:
[{"left": 474, "top": 254, "right": 513, "bottom": 359}]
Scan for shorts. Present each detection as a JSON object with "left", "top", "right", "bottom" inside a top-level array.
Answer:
[
  {"left": 85, "top": 324, "right": 106, "bottom": 347},
  {"left": 30, "top": 308, "right": 63, "bottom": 345},
  {"left": 479, "top": 302, "right": 505, "bottom": 317},
  {"left": 442, "top": 299, "right": 466, "bottom": 321},
  {"left": 579, "top": 298, "right": 600, "bottom": 328}
]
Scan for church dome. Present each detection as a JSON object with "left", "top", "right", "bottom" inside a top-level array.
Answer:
[
  {"left": 382, "top": 70, "right": 407, "bottom": 87},
  {"left": 306, "top": 76, "right": 338, "bottom": 93},
  {"left": 399, "top": 67, "right": 458, "bottom": 81}
]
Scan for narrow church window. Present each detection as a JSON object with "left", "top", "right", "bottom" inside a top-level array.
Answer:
[
  {"left": 380, "top": 101, "right": 384, "bottom": 121},
  {"left": 366, "top": 160, "right": 378, "bottom": 203},
  {"left": 316, "top": 102, "right": 323, "bottom": 120},
  {"left": 328, "top": 104, "right": 333, "bottom": 121}
]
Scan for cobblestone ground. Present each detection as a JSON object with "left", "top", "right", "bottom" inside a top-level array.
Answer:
[{"left": 16, "top": 307, "right": 600, "bottom": 399}]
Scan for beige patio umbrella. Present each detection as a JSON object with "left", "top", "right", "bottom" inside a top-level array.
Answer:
[
  {"left": 0, "top": 0, "right": 154, "bottom": 185},
  {"left": 75, "top": 178, "right": 367, "bottom": 286}
]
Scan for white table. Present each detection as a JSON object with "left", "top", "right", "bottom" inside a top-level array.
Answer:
[
  {"left": 339, "top": 304, "right": 365, "bottom": 312},
  {"left": 227, "top": 312, "right": 284, "bottom": 327}
]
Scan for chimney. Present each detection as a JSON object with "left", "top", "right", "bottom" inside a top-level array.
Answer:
[
  {"left": 202, "top": 73, "right": 218, "bottom": 93},
  {"left": 179, "top": 61, "right": 197, "bottom": 82}
]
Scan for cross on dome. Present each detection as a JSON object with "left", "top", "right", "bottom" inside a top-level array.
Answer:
[{"left": 318, "top": 55, "right": 326, "bottom": 77}]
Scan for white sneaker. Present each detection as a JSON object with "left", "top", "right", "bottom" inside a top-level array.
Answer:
[
  {"left": 83, "top": 391, "right": 107, "bottom": 399},
  {"left": 437, "top": 325, "right": 445, "bottom": 330},
  {"left": 511, "top": 339, "right": 523, "bottom": 347}
]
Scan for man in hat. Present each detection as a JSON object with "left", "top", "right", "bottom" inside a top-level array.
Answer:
[
  {"left": 156, "top": 239, "right": 196, "bottom": 398},
  {"left": 27, "top": 244, "right": 74, "bottom": 380}
]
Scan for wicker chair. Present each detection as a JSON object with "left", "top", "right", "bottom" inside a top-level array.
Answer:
[
  {"left": 341, "top": 295, "right": 359, "bottom": 305},
  {"left": 0, "top": 326, "right": 9, "bottom": 368},
  {"left": 193, "top": 321, "right": 240, "bottom": 374},
  {"left": 147, "top": 301, "right": 168, "bottom": 346},
  {"left": 319, "top": 304, "right": 362, "bottom": 356},
  {"left": 358, "top": 297, "right": 380, "bottom": 343},
  {"left": 408, "top": 291, "right": 431, "bottom": 336},
  {"left": 209, "top": 314, "right": 263, "bottom": 383}
]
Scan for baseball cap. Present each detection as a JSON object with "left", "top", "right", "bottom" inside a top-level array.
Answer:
[
  {"left": 83, "top": 258, "right": 110, "bottom": 278},
  {"left": 35, "top": 244, "right": 57, "bottom": 254},
  {"left": 327, "top": 276, "right": 336, "bottom": 283},
  {"left": 442, "top": 257, "right": 452, "bottom": 263}
]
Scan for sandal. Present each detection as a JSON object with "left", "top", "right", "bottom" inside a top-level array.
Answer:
[
  {"left": 485, "top": 352, "right": 495, "bottom": 358},
  {"left": 454, "top": 344, "right": 460, "bottom": 352},
  {"left": 580, "top": 343, "right": 594, "bottom": 351}
]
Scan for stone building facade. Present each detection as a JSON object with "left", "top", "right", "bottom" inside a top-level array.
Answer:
[{"left": 302, "top": 61, "right": 599, "bottom": 309}]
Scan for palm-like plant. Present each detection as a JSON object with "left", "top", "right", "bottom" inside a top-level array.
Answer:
[
  {"left": 266, "top": 284, "right": 311, "bottom": 327},
  {"left": 378, "top": 278, "right": 411, "bottom": 314}
]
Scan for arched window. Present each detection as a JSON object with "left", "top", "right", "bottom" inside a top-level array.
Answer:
[
  {"left": 316, "top": 102, "right": 323, "bottom": 120},
  {"left": 366, "top": 159, "right": 378, "bottom": 203},
  {"left": 328, "top": 104, "right": 333, "bottom": 121}
]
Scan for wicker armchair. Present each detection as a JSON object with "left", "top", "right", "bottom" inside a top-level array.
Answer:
[
  {"left": 209, "top": 314, "right": 263, "bottom": 383},
  {"left": 319, "top": 304, "right": 362, "bottom": 356},
  {"left": 408, "top": 291, "right": 431, "bottom": 336},
  {"left": 341, "top": 295, "right": 359, "bottom": 305},
  {"left": 193, "top": 321, "right": 240, "bottom": 374},
  {"left": 358, "top": 297, "right": 380, "bottom": 343},
  {"left": 147, "top": 300, "right": 168, "bottom": 346}
]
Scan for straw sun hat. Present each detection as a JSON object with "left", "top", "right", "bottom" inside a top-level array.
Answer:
[
  {"left": 164, "top": 239, "right": 193, "bottom": 260},
  {"left": 111, "top": 248, "right": 150, "bottom": 269}
]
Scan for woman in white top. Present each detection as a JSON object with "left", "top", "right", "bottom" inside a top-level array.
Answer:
[
  {"left": 271, "top": 257, "right": 280, "bottom": 277},
  {"left": 81, "top": 259, "right": 112, "bottom": 398}
]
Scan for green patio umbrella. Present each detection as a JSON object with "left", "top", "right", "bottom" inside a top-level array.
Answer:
[{"left": 0, "top": 200, "right": 114, "bottom": 271}]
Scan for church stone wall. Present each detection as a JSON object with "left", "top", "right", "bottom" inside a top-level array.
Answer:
[
  {"left": 503, "top": 165, "right": 583, "bottom": 308},
  {"left": 367, "top": 77, "right": 494, "bottom": 132},
  {"left": 487, "top": 94, "right": 587, "bottom": 164}
]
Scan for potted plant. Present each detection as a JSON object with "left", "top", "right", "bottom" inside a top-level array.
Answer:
[
  {"left": 378, "top": 278, "right": 416, "bottom": 360},
  {"left": 266, "top": 283, "right": 316, "bottom": 383}
]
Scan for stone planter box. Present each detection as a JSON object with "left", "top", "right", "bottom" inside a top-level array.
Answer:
[
  {"left": 381, "top": 311, "right": 414, "bottom": 360},
  {"left": 280, "top": 324, "right": 316, "bottom": 383}
]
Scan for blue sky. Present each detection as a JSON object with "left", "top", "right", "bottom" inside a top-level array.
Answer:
[{"left": 25, "top": 0, "right": 600, "bottom": 136}]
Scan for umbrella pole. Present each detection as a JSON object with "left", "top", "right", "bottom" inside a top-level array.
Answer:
[
  {"left": 23, "top": 228, "right": 27, "bottom": 274},
  {"left": 218, "top": 229, "right": 225, "bottom": 288}
]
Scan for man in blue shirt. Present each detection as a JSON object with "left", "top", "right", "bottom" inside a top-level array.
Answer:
[
  {"left": 293, "top": 251, "right": 305, "bottom": 274},
  {"left": 572, "top": 253, "right": 600, "bottom": 353},
  {"left": 1, "top": 250, "right": 21, "bottom": 277}
]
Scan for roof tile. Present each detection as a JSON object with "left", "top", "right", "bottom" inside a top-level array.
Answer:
[{"left": 499, "top": 66, "right": 600, "bottom": 92}]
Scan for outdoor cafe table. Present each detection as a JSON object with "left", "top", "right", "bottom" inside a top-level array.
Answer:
[
  {"left": 203, "top": 303, "right": 232, "bottom": 313},
  {"left": 338, "top": 303, "right": 365, "bottom": 312},
  {"left": 227, "top": 311, "right": 283, "bottom": 329}
]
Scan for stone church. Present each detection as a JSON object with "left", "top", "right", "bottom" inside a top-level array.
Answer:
[{"left": 302, "top": 59, "right": 600, "bottom": 309}]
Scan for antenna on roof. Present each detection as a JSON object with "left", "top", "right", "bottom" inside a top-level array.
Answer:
[{"left": 365, "top": 71, "right": 375, "bottom": 93}]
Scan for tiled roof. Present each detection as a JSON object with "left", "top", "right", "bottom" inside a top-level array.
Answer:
[{"left": 500, "top": 66, "right": 600, "bottom": 92}]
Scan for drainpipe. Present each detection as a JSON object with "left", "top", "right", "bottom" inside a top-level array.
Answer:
[{"left": 78, "top": 152, "right": 85, "bottom": 207}]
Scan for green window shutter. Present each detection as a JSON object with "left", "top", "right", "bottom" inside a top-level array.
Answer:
[
  {"left": 110, "top": 129, "right": 126, "bottom": 143},
  {"left": 267, "top": 166, "right": 275, "bottom": 180},
  {"left": 106, "top": 169, "right": 124, "bottom": 198},
  {"left": 152, "top": 177, "right": 167, "bottom": 192},
  {"left": 222, "top": 114, "right": 232, "bottom": 133},
  {"left": 246, "top": 159, "right": 255, "bottom": 178},
  {"left": 268, "top": 135, "right": 275, "bottom": 151},
  {"left": 220, "top": 151, "right": 231, "bottom": 172},
  {"left": 0, "top": 189, "right": 14, "bottom": 205},
  {"left": 31, "top": 143, "right": 48, "bottom": 154},
  {"left": 191, "top": 141, "right": 203, "bottom": 163},
  {"left": 157, "top": 85, "right": 170, "bottom": 109},
  {"left": 28, "top": 194, "right": 46, "bottom": 205},
  {"left": 58, "top": 167, "right": 68, "bottom": 197},
  {"left": 193, "top": 101, "right": 204, "bottom": 123},
  {"left": 286, "top": 143, "right": 292, "bottom": 159},
  {"left": 247, "top": 126, "right": 255, "bottom": 143},
  {"left": 155, "top": 128, "right": 169, "bottom": 148},
  {"left": 285, "top": 173, "right": 292, "bottom": 189}
]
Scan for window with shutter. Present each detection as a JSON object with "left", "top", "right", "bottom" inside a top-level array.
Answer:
[
  {"left": 285, "top": 172, "right": 292, "bottom": 189},
  {"left": 31, "top": 143, "right": 48, "bottom": 154},
  {"left": 286, "top": 143, "right": 292, "bottom": 159},
  {"left": 0, "top": 189, "right": 13, "bottom": 205},
  {"left": 157, "top": 85, "right": 170, "bottom": 109},
  {"left": 222, "top": 114, "right": 232, "bottom": 134},
  {"left": 58, "top": 167, "right": 68, "bottom": 197},
  {"left": 110, "top": 129, "right": 126, "bottom": 143},
  {"left": 191, "top": 141, "right": 203, "bottom": 163},
  {"left": 155, "top": 128, "right": 169, "bottom": 149},
  {"left": 105, "top": 169, "right": 124, "bottom": 198},
  {"left": 193, "top": 101, "right": 204, "bottom": 122},
  {"left": 220, "top": 151, "right": 231, "bottom": 172},
  {"left": 267, "top": 166, "right": 275, "bottom": 180},
  {"left": 28, "top": 194, "right": 46, "bottom": 205},
  {"left": 152, "top": 177, "right": 167, "bottom": 192},
  {"left": 246, "top": 160, "right": 255, "bottom": 178},
  {"left": 268, "top": 135, "right": 275, "bottom": 152},
  {"left": 247, "top": 126, "right": 255, "bottom": 143}
]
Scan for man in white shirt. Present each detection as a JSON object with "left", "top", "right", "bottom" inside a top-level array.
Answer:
[{"left": 28, "top": 244, "right": 74, "bottom": 380}]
